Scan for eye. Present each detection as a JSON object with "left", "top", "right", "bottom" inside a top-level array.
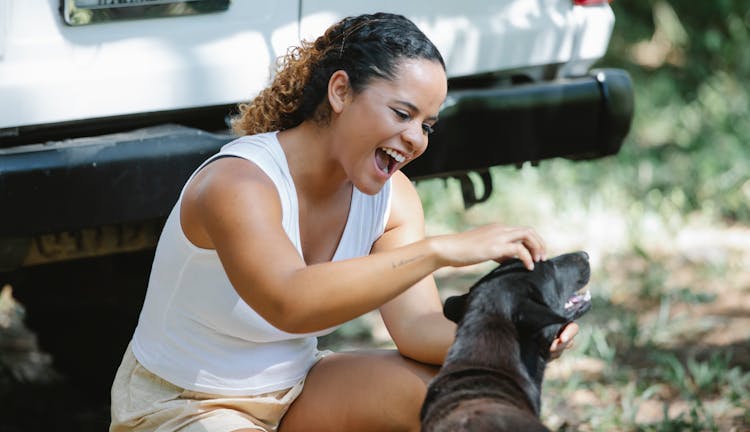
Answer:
[
  {"left": 391, "top": 108, "right": 410, "bottom": 120},
  {"left": 391, "top": 107, "right": 435, "bottom": 135}
]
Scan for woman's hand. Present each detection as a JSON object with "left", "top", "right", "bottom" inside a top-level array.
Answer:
[
  {"left": 549, "top": 322, "right": 578, "bottom": 360},
  {"left": 432, "top": 223, "right": 546, "bottom": 271}
]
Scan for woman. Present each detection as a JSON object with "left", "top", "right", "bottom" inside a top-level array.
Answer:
[{"left": 110, "top": 12, "right": 578, "bottom": 432}]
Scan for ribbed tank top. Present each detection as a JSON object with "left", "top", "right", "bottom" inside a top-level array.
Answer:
[{"left": 131, "top": 132, "right": 392, "bottom": 395}]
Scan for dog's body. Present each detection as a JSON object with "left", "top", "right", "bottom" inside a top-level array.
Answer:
[{"left": 420, "top": 252, "right": 592, "bottom": 432}]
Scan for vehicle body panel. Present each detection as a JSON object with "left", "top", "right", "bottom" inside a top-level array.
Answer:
[{"left": 0, "top": 1, "right": 298, "bottom": 130}]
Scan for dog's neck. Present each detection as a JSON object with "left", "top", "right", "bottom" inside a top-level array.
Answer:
[
  {"left": 444, "top": 309, "right": 542, "bottom": 414},
  {"left": 518, "top": 327, "right": 556, "bottom": 410}
]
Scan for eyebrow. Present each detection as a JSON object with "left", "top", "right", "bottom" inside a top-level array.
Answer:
[{"left": 395, "top": 99, "right": 439, "bottom": 122}]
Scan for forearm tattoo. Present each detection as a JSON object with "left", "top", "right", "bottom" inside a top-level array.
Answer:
[{"left": 392, "top": 255, "right": 424, "bottom": 269}]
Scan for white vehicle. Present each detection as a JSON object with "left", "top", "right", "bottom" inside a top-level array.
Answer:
[{"left": 0, "top": 2, "right": 631, "bottom": 426}]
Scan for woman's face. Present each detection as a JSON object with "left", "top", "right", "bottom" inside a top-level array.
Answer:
[{"left": 331, "top": 58, "right": 447, "bottom": 195}]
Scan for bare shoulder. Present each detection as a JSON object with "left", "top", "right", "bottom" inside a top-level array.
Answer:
[
  {"left": 188, "top": 156, "right": 277, "bottom": 198},
  {"left": 181, "top": 157, "right": 282, "bottom": 249}
]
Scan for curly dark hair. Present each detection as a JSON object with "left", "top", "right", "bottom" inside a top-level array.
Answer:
[{"left": 231, "top": 12, "right": 445, "bottom": 136}]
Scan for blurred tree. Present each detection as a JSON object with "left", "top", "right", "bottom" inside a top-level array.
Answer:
[{"left": 601, "top": 0, "right": 750, "bottom": 222}]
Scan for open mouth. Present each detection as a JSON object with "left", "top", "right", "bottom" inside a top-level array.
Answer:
[
  {"left": 375, "top": 147, "right": 405, "bottom": 175},
  {"left": 564, "top": 289, "right": 592, "bottom": 315}
]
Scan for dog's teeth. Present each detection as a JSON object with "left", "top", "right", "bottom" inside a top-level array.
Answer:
[{"left": 565, "top": 290, "right": 591, "bottom": 310}]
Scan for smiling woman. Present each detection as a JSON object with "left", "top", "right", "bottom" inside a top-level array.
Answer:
[
  {"left": 319, "top": 59, "right": 446, "bottom": 194},
  {"left": 108, "top": 12, "right": 577, "bottom": 432}
]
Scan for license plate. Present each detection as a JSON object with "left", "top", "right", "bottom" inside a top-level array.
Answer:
[{"left": 62, "top": 0, "right": 230, "bottom": 26}]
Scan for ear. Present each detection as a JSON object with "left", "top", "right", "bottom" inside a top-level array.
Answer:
[
  {"left": 443, "top": 293, "right": 469, "bottom": 324},
  {"left": 513, "top": 299, "right": 567, "bottom": 334},
  {"left": 328, "top": 70, "right": 351, "bottom": 114}
]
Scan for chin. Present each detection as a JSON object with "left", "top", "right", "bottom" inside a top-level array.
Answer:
[
  {"left": 353, "top": 174, "right": 389, "bottom": 196},
  {"left": 350, "top": 161, "right": 393, "bottom": 195},
  {"left": 355, "top": 182, "right": 386, "bottom": 196}
]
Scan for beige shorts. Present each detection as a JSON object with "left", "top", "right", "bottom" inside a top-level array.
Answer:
[{"left": 109, "top": 345, "right": 305, "bottom": 432}]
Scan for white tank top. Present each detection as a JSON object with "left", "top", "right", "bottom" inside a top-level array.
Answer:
[{"left": 131, "top": 131, "right": 392, "bottom": 396}]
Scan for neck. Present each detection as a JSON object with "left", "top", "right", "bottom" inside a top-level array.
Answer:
[
  {"left": 444, "top": 311, "right": 541, "bottom": 414},
  {"left": 518, "top": 331, "right": 550, "bottom": 412},
  {"left": 278, "top": 122, "right": 350, "bottom": 200}
]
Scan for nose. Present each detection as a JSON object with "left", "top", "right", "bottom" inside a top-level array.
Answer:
[{"left": 401, "top": 122, "right": 428, "bottom": 157}]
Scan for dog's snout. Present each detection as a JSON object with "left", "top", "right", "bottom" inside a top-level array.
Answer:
[{"left": 552, "top": 251, "right": 589, "bottom": 264}]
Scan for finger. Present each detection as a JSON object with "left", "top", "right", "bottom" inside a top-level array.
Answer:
[
  {"left": 558, "top": 322, "right": 580, "bottom": 344},
  {"left": 524, "top": 229, "right": 547, "bottom": 262},
  {"left": 491, "top": 241, "right": 532, "bottom": 269},
  {"left": 549, "top": 337, "right": 574, "bottom": 360},
  {"left": 549, "top": 340, "right": 563, "bottom": 359},
  {"left": 514, "top": 242, "right": 535, "bottom": 270},
  {"left": 511, "top": 227, "right": 545, "bottom": 262},
  {"left": 551, "top": 326, "right": 577, "bottom": 349}
]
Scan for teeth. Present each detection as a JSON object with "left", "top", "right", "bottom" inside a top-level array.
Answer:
[
  {"left": 382, "top": 148, "right": 405, "bottom": 163},
  {"left": 565, "top": 290, "right": 591, "bottom": 309}
]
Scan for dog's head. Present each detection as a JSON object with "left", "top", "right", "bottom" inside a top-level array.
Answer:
[{"left": 443, "top": 251, "right": 592, "bottom": 350}]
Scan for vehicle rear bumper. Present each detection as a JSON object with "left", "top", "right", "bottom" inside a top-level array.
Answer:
[
  {"left": 404, "top": 68, "right": 634, "bottom": 178},
  {"left": 0, "top": 125, "right": 229, "bottom": 239}
]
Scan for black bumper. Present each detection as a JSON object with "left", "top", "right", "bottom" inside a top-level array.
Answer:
[
  {"left": 404, "top": 68, "right": 633, "bottom": 178},
  {"left": 0, "top": 68, "right": 633, "bottom": 239}
]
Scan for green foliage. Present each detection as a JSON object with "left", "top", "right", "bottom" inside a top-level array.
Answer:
[{"left": 605, "top": 0, "right": 750, "bottom": 223}]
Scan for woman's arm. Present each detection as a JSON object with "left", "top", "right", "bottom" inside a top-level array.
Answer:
[
  {"left": 373, "top": 172, "right": 576, "bottom": 364},
  {"left": 374, "top": 172, "right": 455, "bottom": 365},
  {"left": 182, "top": 158, "right": 546, "bottom": 335}
]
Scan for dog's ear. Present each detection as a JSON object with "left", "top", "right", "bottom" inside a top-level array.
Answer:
[
  {"left": 513, "top": 298, "right": 568, "bottom": 334},
  {"left": 443, "top": 294, "right": 469, "bottom": 323}
]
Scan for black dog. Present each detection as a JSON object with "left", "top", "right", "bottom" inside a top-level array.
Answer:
[{"left": 420, "top": 251, "right": 592, "bottom": 432}]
